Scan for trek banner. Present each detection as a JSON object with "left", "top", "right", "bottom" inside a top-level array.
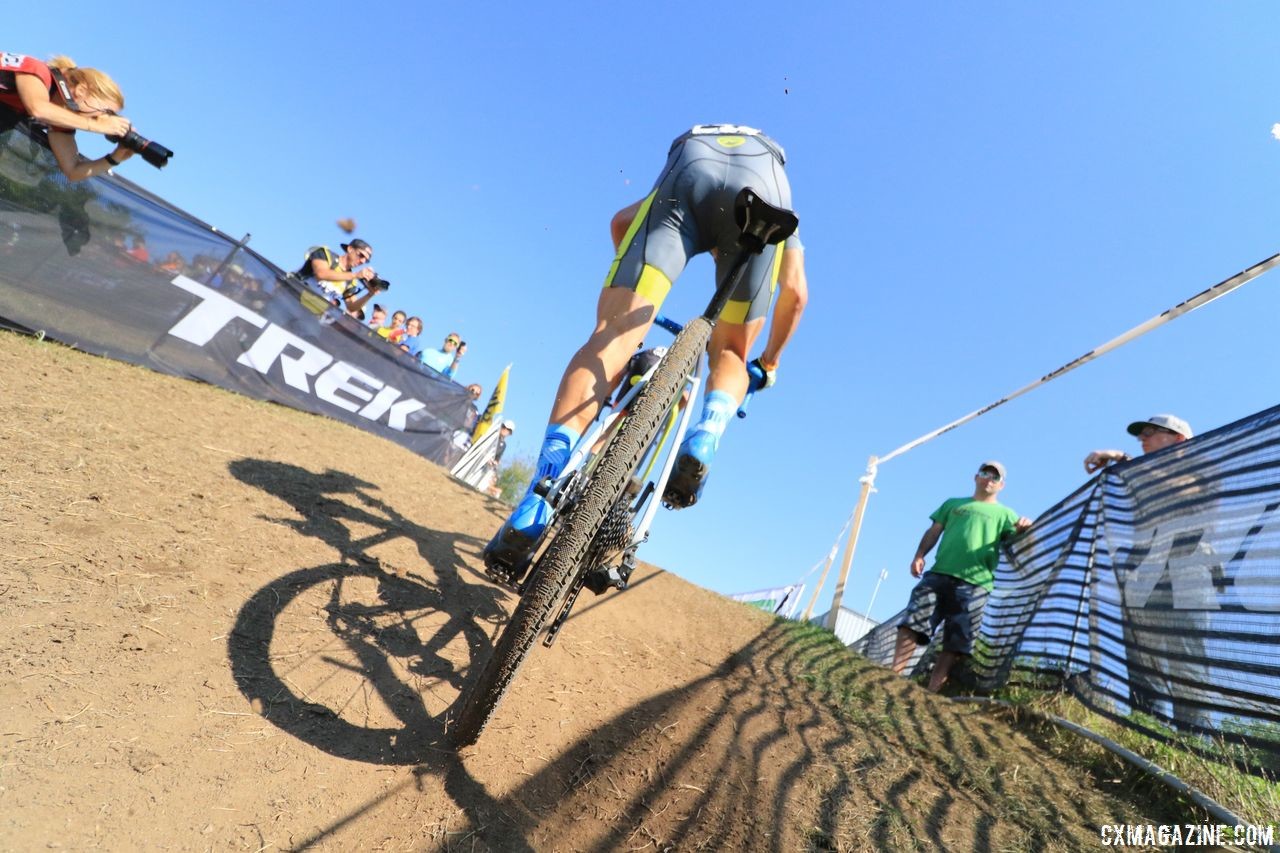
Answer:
[{"left": 0, "top": 120, "right": 472, "bottom": 466}]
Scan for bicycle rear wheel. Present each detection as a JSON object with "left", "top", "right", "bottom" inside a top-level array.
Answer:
[{"left": 450, "top": 317, "right": 712, "bottom": 746}]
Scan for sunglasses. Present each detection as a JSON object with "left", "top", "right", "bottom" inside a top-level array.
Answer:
[
  {"left": 977, "top": 470, "right": 1002, "bottom": 482},
  {"left": 445, "top": 337, "right": 460, "bottom": 345},
  {"left": 1137, "top": 425, "right": 1177, "bottom": 439}
]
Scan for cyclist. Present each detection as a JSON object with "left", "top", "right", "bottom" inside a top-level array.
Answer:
[{"left": 485, "top": 124, "right": 808, "bottom": 577}]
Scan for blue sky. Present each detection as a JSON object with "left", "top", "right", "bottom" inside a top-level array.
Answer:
[{"left": 15, "top": 2, "right": 1280, "bottom": 622}]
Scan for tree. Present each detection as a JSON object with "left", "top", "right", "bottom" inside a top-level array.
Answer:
[{"left": 494, "top": 455, "right": 534, "bottom": 505}]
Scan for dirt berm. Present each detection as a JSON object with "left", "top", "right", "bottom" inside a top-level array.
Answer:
[{"left": 0, "top": 332, "right": 1184, "bottom": 851}]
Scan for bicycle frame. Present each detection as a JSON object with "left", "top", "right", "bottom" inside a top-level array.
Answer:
[{"left": 542, "top": 314, "right": 703, "bottom": 554}]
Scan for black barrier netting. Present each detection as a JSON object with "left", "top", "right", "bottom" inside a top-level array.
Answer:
[
  {"left": 854, "top": 404, "right": 1280, "bottom": 775},
  {"left": 0, "top": 119, "right": 472, "bottom": 466}
]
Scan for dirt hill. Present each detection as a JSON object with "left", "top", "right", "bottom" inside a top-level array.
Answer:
[{"left": 0, "top": 331, "right": 1182, "bottom": 851}]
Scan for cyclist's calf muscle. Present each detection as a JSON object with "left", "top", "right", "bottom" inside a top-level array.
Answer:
[{"left": 550, "top": 287, "right": 657, "bottom": 433}]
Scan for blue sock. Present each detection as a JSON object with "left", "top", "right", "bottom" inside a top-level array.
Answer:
[
  {"left": 511, "top": 424, "right": 581, "bottom": 534},
  {"left": 693, "top": 390, "right": 736, "bottom": 450},
  {"left": 528, "top": 423, "right": 581, "bottom": 494}
]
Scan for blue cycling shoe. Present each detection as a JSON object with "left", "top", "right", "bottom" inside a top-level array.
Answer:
[
  {"left": 483, "top": 492, "right": 553, "bottom": 583},
  {"left": 663, "top": 429, "right": 717, "bottom": 509}
]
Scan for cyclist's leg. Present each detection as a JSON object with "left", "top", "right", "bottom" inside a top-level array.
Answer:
[
  {"left": 664, "top": 243, "right": 780, "bottom": 508},
  {"left": 548, "top": 287, "right": 656, "bottom": 434},
  {"left": 485, "top": 192, "right": 694, "bottom": 573}
]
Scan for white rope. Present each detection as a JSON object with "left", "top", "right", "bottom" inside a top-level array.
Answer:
[
  {"left": 796, "top": 509, "right": 859, "bottom": 582},
  {"left": 877, "top": 252, "right": 1280, "bottom": 465}
]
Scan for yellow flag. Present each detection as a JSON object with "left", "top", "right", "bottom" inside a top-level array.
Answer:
[{"left": 472, "top": 364, "right": 510, "bottom": 440}]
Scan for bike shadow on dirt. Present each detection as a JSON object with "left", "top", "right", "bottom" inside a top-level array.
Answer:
[{"left": 224, "top": 458, "right": 508, "bottom": 768}]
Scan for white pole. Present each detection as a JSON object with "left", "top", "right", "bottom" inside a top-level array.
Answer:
[
  {"left": 802, "top": 544, "right": 839, "bottom": 623},
  {"left": 866, "top": 567, "right": 889, "bottom": 618},
  {"left": 826, "top": 456, "right": 878, "bottom": 630}
]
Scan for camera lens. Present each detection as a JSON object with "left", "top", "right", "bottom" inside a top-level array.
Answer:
[{"left": 105, "top": 129, "right": 173, "bottom": 169}]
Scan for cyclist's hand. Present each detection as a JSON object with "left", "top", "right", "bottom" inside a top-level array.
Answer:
[{"left": 747, "top": 358, "right": 776, "bottom": 392}]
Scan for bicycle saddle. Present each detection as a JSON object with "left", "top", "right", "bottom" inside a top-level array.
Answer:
[{"left": 734, "top": 187, "right": 799, "bottom": 253}]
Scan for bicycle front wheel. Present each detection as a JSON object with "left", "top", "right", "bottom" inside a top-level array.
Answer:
[{"left": 450, "top": 317, "right": 712, "bottom": 747}]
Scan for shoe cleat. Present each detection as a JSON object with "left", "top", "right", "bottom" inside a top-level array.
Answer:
[
  {"left": 482, "top": 493, "right": 553, "bottom": 585},
  {"left": 662, "top": 430, "right": 716, "bottom": 509}
]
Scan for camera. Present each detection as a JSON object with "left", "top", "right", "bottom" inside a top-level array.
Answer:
[
  {"left": 367, "top": 275, "right": 390, "bottom": 291},
  {"left": 105, "top": 128, "right": 173, "bottom": 169}
]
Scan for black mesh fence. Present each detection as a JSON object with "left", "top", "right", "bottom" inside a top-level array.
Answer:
[
  {"left": 854, "top": 404, "right": 1280, "bottom": 774},
  {"left": 0, "top": 118, "right": 472, "bottom": 466}
]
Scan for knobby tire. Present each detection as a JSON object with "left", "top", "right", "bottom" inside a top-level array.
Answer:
[{"left": 450, "top": 317, "right": 712, "bottom": 747}]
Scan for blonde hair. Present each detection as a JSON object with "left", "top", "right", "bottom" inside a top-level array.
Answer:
[{"left": 48, "top": 56, "right": 124, "bottom": 109}]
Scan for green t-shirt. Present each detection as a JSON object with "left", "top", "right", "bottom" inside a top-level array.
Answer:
[{"left": 928, "top": 497, "right": 1020, "bottom": 590}]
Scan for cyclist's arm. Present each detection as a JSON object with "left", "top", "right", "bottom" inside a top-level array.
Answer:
[{"left": 759, "top": 248, "right": 807, "bottom": 370}]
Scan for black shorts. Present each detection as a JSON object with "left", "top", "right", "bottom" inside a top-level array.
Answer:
[{"left": 900, "top": 572, "right": 989, "bottom": 655}]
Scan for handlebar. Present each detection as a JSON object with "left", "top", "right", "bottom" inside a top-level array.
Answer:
[{"left": 653, "top": 314, "right": 683, "bottom": 336}]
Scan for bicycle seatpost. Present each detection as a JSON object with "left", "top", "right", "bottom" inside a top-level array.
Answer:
[{"left": 699, "top": 187, "right": 798, "bottom": 324}]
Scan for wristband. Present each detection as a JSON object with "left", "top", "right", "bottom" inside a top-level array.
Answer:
[{"left": 104, "top": 152, "right": 121, "bottom": 167}]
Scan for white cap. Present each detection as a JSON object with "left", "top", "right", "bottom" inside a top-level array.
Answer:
[
  {"left": 501, "top": 419, "right": 515, "bottom": 431},
  {"left": 1127, "top": 414, "right": 1192, "bottom": 439}
]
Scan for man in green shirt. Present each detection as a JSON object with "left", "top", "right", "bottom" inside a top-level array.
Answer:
[{"left": 891, "top": 461, "right": 1032, "bottom": 692}]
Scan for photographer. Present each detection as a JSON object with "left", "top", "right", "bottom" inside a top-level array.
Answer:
[
  {"left": 296, "top": 238, "right": 387, "bottom": 317},
  {"left": 0, "top": 53, "right": 135, "bottom": 182}
]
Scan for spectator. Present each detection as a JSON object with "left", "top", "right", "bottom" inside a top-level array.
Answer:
[
  {"left": 377, "top": 310, "right": 408, "bottom": 345},
  {"left": 494, "top": 419, "right": 514, "bottom": 464},
  {"left": 126, "top": 235, "right": 149, "bottom": 263},
  {"left": 1084, "top": 413, "right": 1190, "bottom": 473},
  {"left": 463, "top": 384, "right": 483, "bottom": 432},
  {"left": 0, "top": 53, "right": 135, "bottom": 181},
  {"left": 484, "top": 420, "right": 516, "bottom": 497},
  {"left": 419, "top": 332, "right": 465, "bottom": 379},
  {"left": 365, "top": 304, "right": 387, "bottom": 331},
  {"left": 399, "top": 317, "right": 425, "bottom": 356},
  {"left": 1085, "top": 414, "right": 1213, "bottom": 729},
  {"left": 158, "top": 250, "right": 184, "bottom": 274},
  {"left": 296, "top": 238, "right": 383, "bottom": 312},
  {"left": 891, "top": 461, "right": 1032, "bottom": 692}
]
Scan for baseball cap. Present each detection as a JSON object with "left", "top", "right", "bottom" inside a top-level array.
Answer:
[
  {"left": 501, "top": 419, "right": 515, "bottom": 431},
  {"left": 340, "top": 238, "right": 372, "bottom": 253},
  {"left": 1127, "top": 414, "right": 1193, "bottom": 439},
  {"left": 978, "top": 460, "right": 1007, "bottom": 480}
]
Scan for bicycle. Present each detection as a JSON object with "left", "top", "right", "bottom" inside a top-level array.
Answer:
[{"left": 450, "top": 187, "right": 798, "bottom": 746}]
